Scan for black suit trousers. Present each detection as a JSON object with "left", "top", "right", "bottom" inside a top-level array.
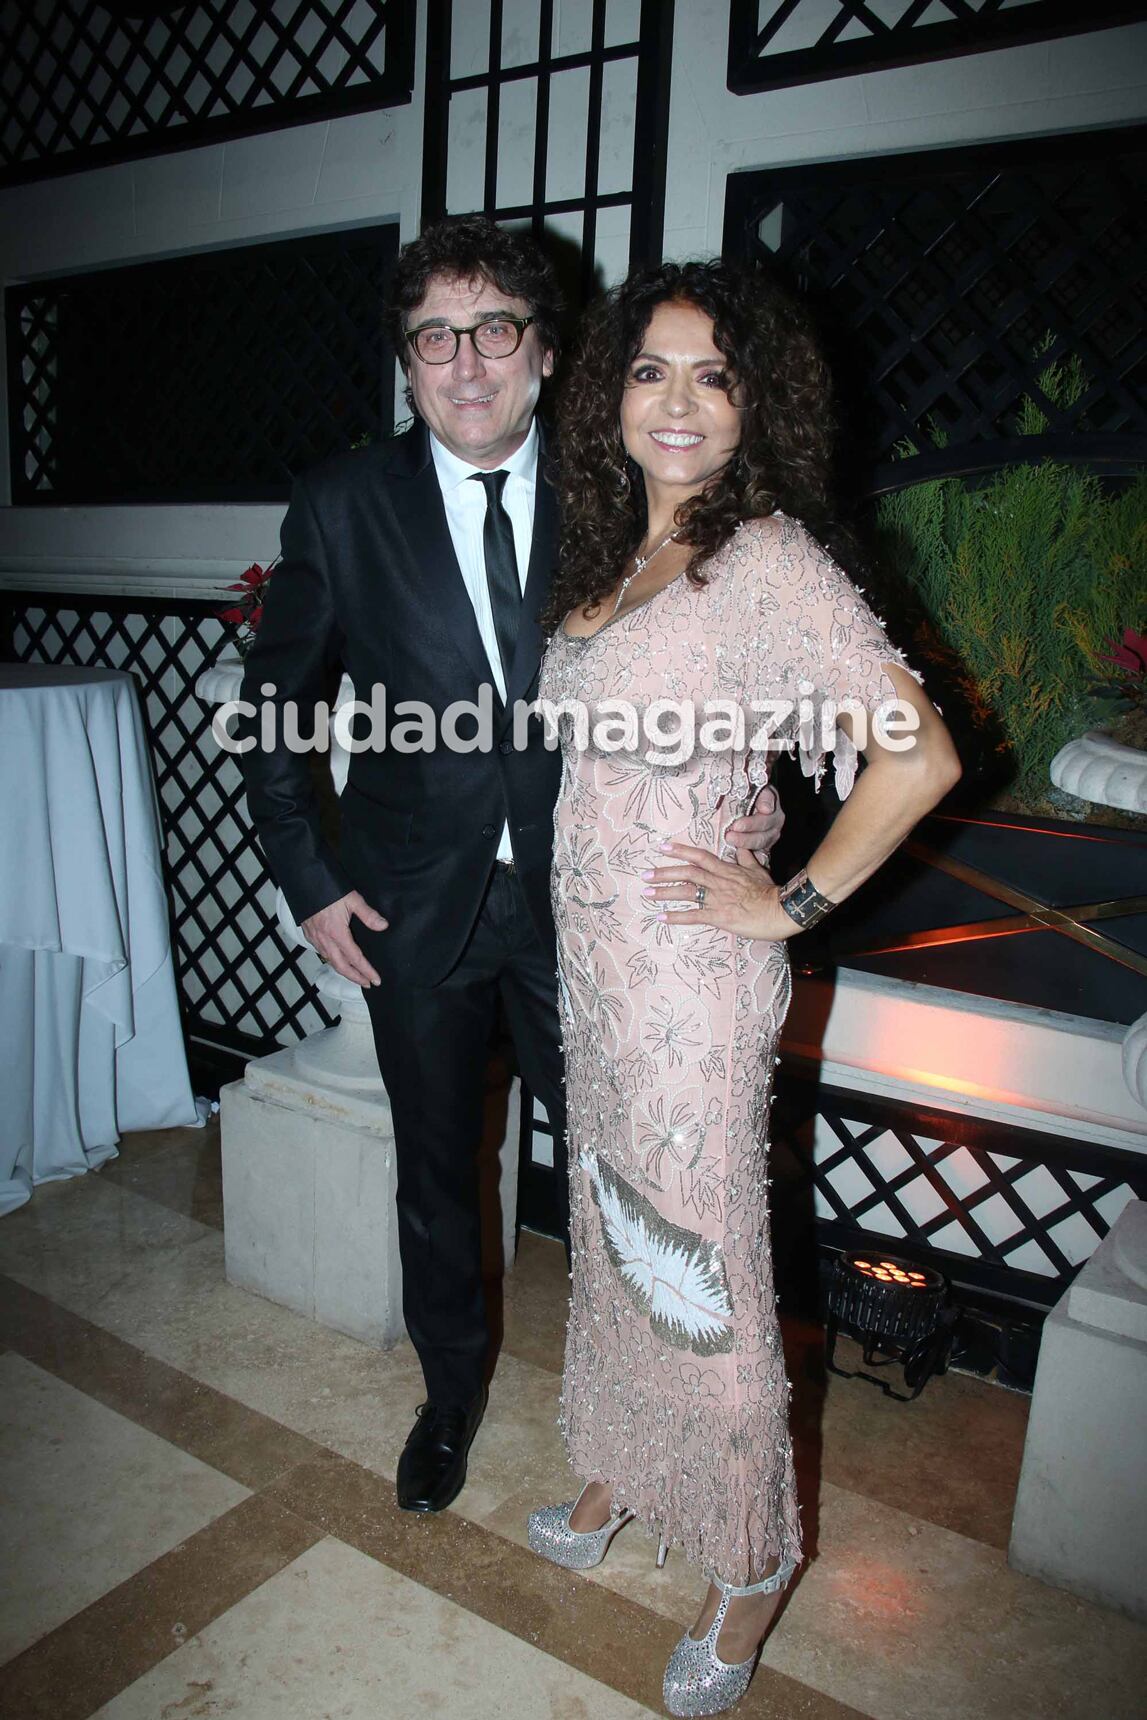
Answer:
[{"left": 358, "top": 865, "right": 568, "bottom": 1407}]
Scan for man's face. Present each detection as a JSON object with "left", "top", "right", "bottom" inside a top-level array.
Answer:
[{"left": 404, "top": 273, "right": 554, "bottom": 468}]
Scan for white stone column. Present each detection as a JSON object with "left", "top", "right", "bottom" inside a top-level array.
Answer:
[{"left": 1009, "top": 1199, "right": 1147, "bottom": 1620}]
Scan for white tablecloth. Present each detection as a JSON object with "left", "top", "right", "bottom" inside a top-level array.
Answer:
[{"left": 0, "top": 665, "right": 197, "bottom": 1214}]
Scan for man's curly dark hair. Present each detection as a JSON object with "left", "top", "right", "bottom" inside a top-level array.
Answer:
[
  {"left": 543, "top": 258, "right": 842, "bottom": 633},
  {"left": 385, "top": 214, "right": 563, "bottom": 376}
]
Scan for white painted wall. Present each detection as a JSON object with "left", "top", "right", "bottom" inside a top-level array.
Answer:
[
  {"left": 0, "top": 67, "right": 424, "bottom": 279},
  {"left": 0, "top": 7, "right": 429, "bottom": 586},
  {"left": 662, "top": 4, "right": 1147, "bottom": 263},
  {"left": 1, "top": 1, "right": 1145, "bottom": 590}
]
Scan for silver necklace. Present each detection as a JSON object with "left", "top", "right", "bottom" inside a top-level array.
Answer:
[{"left": 611, "top": 531, "right": 680, "bottom": 615}]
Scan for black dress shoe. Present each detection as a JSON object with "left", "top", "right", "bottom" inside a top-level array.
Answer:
[{"left": 396, "top": 1389, "right": 487, "bottom": 1513}]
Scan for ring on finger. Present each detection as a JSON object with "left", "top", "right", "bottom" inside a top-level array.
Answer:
[{"left": 695, "top": 884, "right": 706, "bottom": 908}]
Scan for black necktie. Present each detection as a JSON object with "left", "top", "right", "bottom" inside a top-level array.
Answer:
[{"left": 471, "top": 470, "right": 521, "bottom": 687}]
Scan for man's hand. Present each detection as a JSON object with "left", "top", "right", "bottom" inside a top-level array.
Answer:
[
  {"left": 641, "top": 843, "right": 797, "bottom": 941},
  {"left": 301, "top": 891, "right": 388, "bottom": 987},
  {"left": 723, "top": 785, "right": 784, "bottom": 865}
]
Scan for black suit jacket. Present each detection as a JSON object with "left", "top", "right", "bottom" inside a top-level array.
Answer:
[{"left": 239, "top": 420, "right": 562, "bottom": 985}]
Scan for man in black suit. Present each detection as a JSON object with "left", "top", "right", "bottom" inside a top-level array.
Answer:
[{"left": 241, "top": 217, "right": 779, "bottom": 1516}]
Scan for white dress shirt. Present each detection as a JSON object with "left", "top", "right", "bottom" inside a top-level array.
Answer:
[{"left": 429, "top": 419, "right": 538, "bottom": 862}]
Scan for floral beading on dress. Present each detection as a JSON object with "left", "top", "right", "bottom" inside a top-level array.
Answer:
[{"left": 541, "top": 514, "right": 914, "bottom": 1583}]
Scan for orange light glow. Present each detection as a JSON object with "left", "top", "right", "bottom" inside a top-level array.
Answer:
[
  {"left": 897, "top": 1064, "right": 1024, "bottom": 1107},
  {"left": 932, "top": 812, "right": 1130, "bottom": 845},
  {"left": 847, "top": 1254, "right": 932, "bottom": 1289},
  {"left": 854, "top": 922, "right": 1049, "bottom": 956}
]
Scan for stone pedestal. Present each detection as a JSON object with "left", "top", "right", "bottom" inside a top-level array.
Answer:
[
  {"left": 1009, "top": 1200, "right": 1147, "bottom": 1620},
  {"left": 221, "top": 1048, "right": 521, "bottom": 1350}
]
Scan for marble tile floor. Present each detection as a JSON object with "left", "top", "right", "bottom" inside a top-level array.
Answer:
[{"left": 0, "top": 1123, "right": 1144, "bottom": 1720}]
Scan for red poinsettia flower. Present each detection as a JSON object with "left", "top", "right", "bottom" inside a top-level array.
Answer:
[
  {"left": 215, "top": 558, "right": 278, "bottom": 655},
  {"left": 1099, "top": 628, "right": 1147, "bottom": 676}
]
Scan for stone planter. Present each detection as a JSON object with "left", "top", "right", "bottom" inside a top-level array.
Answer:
[
  {"left": 1124, "top": 1014, "right": 1147, "bottom": 1113},
  {"left": 1050, "top": 730, "right": 1147, "bottom": 815}
]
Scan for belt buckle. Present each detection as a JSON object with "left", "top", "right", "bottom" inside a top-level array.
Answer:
[{"left": 497, "top": 857, "right": 516, "bottom": 876}]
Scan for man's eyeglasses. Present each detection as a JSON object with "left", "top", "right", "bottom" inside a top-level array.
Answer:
[{"left": 405, "top": 315, "right": 535, "bottom": 365}]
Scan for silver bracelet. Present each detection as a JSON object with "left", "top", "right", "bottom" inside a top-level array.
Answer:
[{"left": 778, "top": 866, "right": 837, "bottom": 930}]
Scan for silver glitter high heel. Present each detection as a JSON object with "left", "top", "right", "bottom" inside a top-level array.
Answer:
[
  {"left": 527, "top": 1489, "right": 635, "bottom": 1570},
  {"left": 662, "top": 1558, "right": 797, "bottom": 1717}
]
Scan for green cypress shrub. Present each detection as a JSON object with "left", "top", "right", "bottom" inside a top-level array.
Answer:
[{"left": 870, "top": 348, "right": 1145, "bottom": 808}]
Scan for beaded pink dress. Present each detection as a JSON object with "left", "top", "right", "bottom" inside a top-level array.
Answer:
[{"left": 539, "top": 514, "right": 912, "bottom": 1584}]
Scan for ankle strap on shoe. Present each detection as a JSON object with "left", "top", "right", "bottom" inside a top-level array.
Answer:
[{"left": 712, "top": 1557, "right": 798, "bottom": 1598}]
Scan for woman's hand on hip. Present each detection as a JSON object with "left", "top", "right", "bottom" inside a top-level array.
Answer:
[{"left": 642, "top": 842, "right": 797, "bottom": 941}]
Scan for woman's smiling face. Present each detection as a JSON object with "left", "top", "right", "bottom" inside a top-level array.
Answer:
[{"left": 619, "top": 299, "right": 744, "bottom": 503}]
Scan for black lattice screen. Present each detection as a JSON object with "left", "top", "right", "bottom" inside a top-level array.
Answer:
[
  {"left": 429, "top": 0, "right": 677, "bottom": 1240},
  {"left": 0, "top": 0, "right": 415, "bottom": 187},
  {"left": 773, "top": 1076, "right": 1147, "bottom": 1307},
  {"left": 4, "top": 593, "right": 333, "bottom": 1057},
  {"left": 7, "top": 222, "right": 398, "bottom": 506},
  {"left": 421, "top": 0, "right": 674, "bottom": 302},
  {"left": 728, "top": 0, "right": 1141, "bottom": 94},
  {"left": 723, "top": 127, "right": 1147, "bottom": 492}
]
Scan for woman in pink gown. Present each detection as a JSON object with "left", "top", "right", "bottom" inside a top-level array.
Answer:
[{"left": 527, "top": 262, "right": 960, "bottom": 1716}]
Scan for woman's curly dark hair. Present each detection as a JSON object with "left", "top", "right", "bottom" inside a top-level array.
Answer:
[{"left": 543, "top": 258, "right": 842, "bottom": 633}]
